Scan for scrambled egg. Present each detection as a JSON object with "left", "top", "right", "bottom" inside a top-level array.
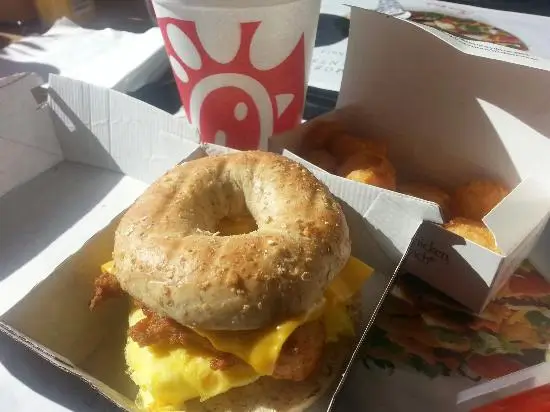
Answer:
[
  {"left": 120, "top": 257, "right": 373, "bottom": 411},
  {"left": 126, "top": 310, "right": 259, "bottom": 411}
]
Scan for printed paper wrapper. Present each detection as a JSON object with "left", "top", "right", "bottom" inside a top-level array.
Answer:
[
  {"left": 152, "top": 0, "right": 321, "bottom": 150},
  {"left": 330, "top": 259, "right": 550, "bottom": 411}
]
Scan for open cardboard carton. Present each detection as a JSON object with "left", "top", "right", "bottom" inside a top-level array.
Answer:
[
  {"left": 0, "top": 74, "right": 397, "bottom": 411},
  {"left": 270, "top": 8, "right": 550, "bottom": 314}
]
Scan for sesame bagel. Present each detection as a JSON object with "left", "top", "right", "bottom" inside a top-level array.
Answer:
[{"left": 113, "top": 151, "right": 351, "bottom": 331}]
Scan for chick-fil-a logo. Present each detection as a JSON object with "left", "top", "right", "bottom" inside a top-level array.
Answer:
[{"left": 157, "top": 18, "right": 306, "bottom": 150}]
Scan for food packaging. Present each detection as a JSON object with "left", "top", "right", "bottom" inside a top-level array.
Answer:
[
  {"left": 0, "top": 73, "right": 397, "bottom": 411},
  {"left": 270, "top": 8, "right": 550, "bottom": 314},
  {"left": 457, "top": 362, "right": 550, "bottom": 411},
  {"left": 152, "top": 0, "right": 321, "bottom": 151}
]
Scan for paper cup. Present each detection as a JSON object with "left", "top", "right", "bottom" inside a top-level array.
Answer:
[{"left": 152, "top": 0, "right": 321, "bottom": 150}]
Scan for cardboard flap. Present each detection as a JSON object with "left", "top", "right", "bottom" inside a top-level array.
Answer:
[
  {"left": 474, "top": 99, "right": 550, "bottom": 182},
  {"left": 0, "top": 323, "right": 76, "bottom": 369},
  {"left": 0, "top": 127, "right": 204, "bottom": 318},
  {"left": 326, "top": 240, "right": 413, "bottom": 412},
  {"left": 0, "top": 73, "right": 63, "bottom": 197},
  {"left": 484, "top": 177, "right": 550, "bottom": 254},
  {"left": 202, "top": 142, "right": 240, "bottom": 156},
  {"left": 339, "top": 9, "right": 550, "bottom": 188},
  {"left": 364, "top": 192, "right": 443, "bottom": 264},
  {"left": 489, "top": 219, "right": 550, "bottom": 304},
  {"left": 403, "top": 221, "right": 503, "bottom": 313},
  {"left": 529, "top": 223, "right": 550, "bottom": 281},
  {"left": 48, "top": 75, "right": 200, "bottom": 183},
  {"left": 282, "top": 149, "right": 444, "bottom": 266},
  {"left": 0, "top": 164, "right": 147, "bottom": 317}
]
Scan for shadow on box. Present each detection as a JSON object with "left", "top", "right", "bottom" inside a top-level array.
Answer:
[
  {"left": 0, "top": 82, "right": 138, "bottom": 410},
  {"left": 48, "top": 87, "right": 124, "bottom": 174},
  {"left": 0, "top": 214, "right": 136, "bottom": 408},
  {"left": 333, "top": 100, "right": 523, "bottom": 191},
  {"left": 0, "top": 89, "right": 124, "bottom": 285},
  {"left": 340, "top": 14, "right": 550, "bottom": 187},
  {"left": 0, "top": 60, "right": 59, "bottom": 84},
  {"left": 0, "top": 333, "right": 119, "bottom": 411}
]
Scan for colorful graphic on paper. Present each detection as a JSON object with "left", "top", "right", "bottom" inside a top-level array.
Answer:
[
  {"left": 157, "top": 18, "right": 306, "bottom": 151},
  {"left": 410, "top": 12, "right": 528, "bottom": 51},
  {"left": 362, "top": 260, "right": 549, "bottom": 381}
]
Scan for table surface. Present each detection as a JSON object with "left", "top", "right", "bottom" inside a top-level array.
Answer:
[{"left": 1, "top": 1, "right": 550, "bottom": 411}]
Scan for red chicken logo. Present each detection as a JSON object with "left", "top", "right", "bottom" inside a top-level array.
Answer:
[{"left": 157, "top": 18, "right": 306, "bottom": 150}]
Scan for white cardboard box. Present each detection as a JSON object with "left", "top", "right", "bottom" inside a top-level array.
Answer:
[
  {"left": 270, "top": 9, "right": 550, "bottom": 313},
  {"left": 0, "top": 73, "right": 395, "bottom": 411}
]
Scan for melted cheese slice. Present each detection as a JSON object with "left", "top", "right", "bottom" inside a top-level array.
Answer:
[
  {"left": 193, "top": 257, "right": 373, "bottom": 375},
  {"left": 101, "top": 260, "right": 114, "bottom": 275},
  {"left": 193, "top": 301, "right": 325, "bottom": 376}
]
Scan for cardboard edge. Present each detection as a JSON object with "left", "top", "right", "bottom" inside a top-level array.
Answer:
[
  {"left": 0, "top": 322, "right": 130, "bottom": 411},
  {"left": 0, "top": 322, "right": 75, "bottom": 369},
  {"left": 326, "top": 252, "right": 408, "bottom": 410},
  {"left": 282, "top": 148, "right": 443, "bottom": 216},
  {"left": 171, "top": 142, "right": 240, "bottom": 163},
  {"left": 47, "top": 75, "right": 200, "bottom": 180},
  {"left": 282, "top": 149, "right": 333, "bottom": 176},
  {"left": 483, "top": 177, "right": 550, "bottom": 255},
  {"left": 0, "top": 72, "right": 64, "bottom": 198},
  {"left": 0, "top": 72, "right": 37, "bottom": 89},
  {"left": 201, "top": 142, "right": 240, "bottom": 156},
  {"left": 529, "top": 221, "right": 550, "bottom": 280}
]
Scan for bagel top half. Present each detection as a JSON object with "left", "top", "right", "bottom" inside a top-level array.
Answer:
[{"left": 113, "top": 151, "right": 351, "bottom": 331}]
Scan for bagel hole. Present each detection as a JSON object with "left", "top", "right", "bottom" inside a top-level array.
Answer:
[{"left": 216, "top": 212, "right": 258, "bottom": 236}]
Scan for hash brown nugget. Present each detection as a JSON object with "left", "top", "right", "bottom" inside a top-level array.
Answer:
[
  {"left": 444, "top": 217, "right": 501, "bottom": 253},
  {"left": 302, "top": 149, "right": 338, "bottom": 173},
  {"left": 399, "top": 182, "right": 451, "bottom": 218},
  {"left": 328, "top": 133, "right": 387, "bottom": 162},
  {"left": 300, "top": 120, "right": 346, "bottom": 153},
  {"left": 337, "top": 151, "right": 396, "bottom": 190},
  {"left": 452, "top": 180, "right": 510, "bottom": 220}
]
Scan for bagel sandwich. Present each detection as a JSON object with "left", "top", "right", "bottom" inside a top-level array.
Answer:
[{"left": 89, "top": 151, "right": 374, "bottom": 411}]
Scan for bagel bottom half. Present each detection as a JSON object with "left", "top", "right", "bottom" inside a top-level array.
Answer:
[{"left": 125, "top": 297, "right": 361, "bottom": 412}]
